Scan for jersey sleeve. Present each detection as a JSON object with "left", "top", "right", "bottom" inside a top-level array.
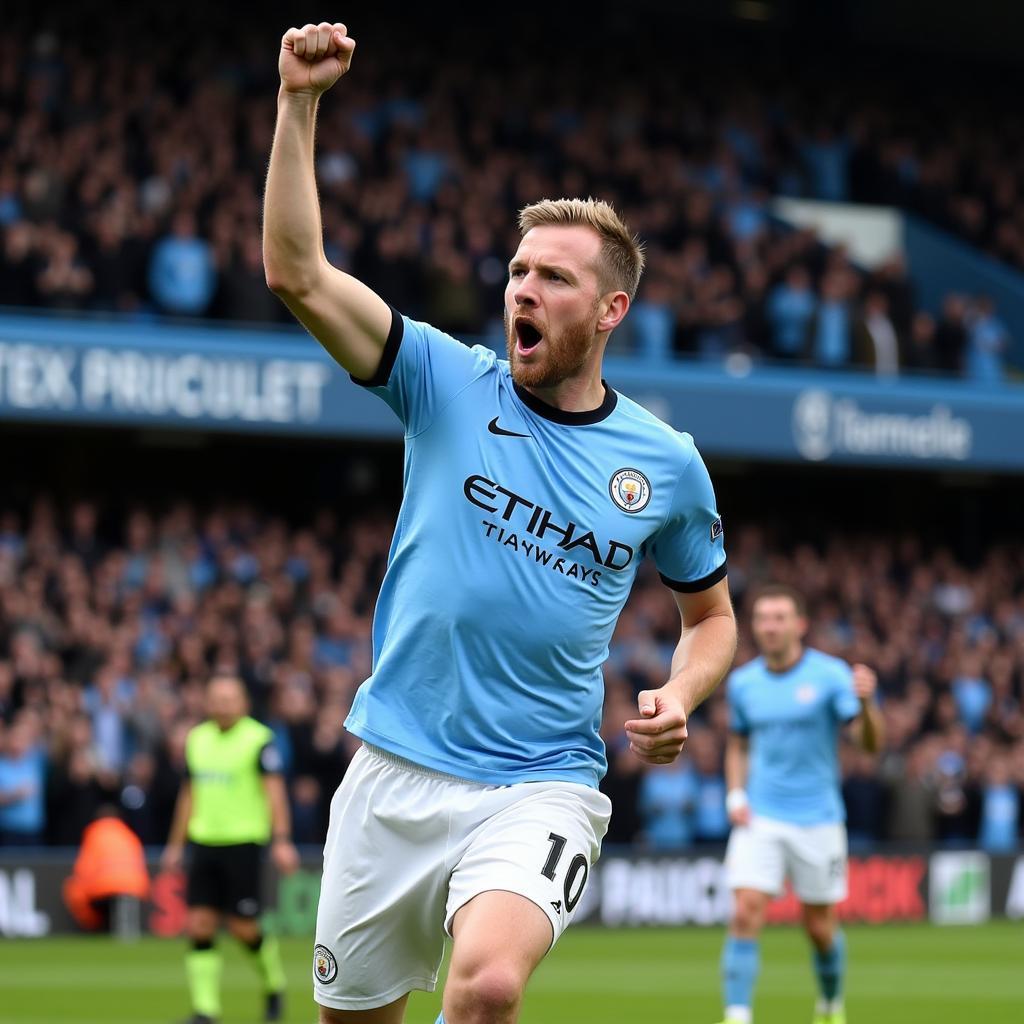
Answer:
[
  {"left": 649, "top": 442, "right": 727, "bottom": 592},
  {"left": 350, "top": 307, "right": 496, "bottom": 436},
  {"left": 727, "top": 674, "right": 750, "bottom": 735},
  {"left": 258, "top": 741, "right": 284, "bottom": 775},
  {"left": 831, "top": 662, "right": 861, "bottom": 723}
]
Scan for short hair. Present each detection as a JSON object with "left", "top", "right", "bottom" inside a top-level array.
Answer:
[
  {"left": 751, "top": 583, "right": 807, "bottom": 617},
  {"left": 517, "top": 197, "right": 646, "bottom": 300}
]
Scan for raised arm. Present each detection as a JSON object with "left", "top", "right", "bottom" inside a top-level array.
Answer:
[{"left": 263, "top": 21, "right": 392, "bottom": 379}]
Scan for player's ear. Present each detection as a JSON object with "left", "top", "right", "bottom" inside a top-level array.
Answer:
[{"left": 597, "top": 290, "right": 629, "bottom": 334}]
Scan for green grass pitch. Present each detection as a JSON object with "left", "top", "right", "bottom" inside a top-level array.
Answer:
[{"left": 0, "top": 923, "right": 1020, "bottom": 1023}]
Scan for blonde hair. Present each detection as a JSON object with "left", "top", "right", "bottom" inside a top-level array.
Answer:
[{"left": 517, "top": 197, "right": 646, "bottom": 300}]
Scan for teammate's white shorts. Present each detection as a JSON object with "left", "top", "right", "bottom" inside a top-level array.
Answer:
[
  {"left": 724, "top": 814, "right": 848, "bottom": 904},
  {"left": 312, "top": 743, "right": 611, "bottom": 1011}
]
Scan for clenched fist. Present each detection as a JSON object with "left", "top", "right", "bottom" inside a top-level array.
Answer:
[{"left": 279, "top": 22, "right": 356, "bottom": 96}]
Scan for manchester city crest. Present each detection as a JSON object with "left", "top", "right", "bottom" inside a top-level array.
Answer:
[
  {"left": 608, "top": 468, "right": 652, "bottom": 514},
  {"left": 313, "top": 943, "right": 338, "bottom": 984}
]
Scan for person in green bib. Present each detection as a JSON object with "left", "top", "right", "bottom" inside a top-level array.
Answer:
[{"left": 161, "top": 674, "right": 300, "bottom": 1024}]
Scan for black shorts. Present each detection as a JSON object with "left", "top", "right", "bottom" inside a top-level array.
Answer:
[{"left": 186, "top": 842, "right": 265, "bottom": 917}]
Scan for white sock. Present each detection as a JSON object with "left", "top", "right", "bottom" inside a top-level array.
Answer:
[{"left": 725, "top": 1006, "right": 752, "bottom": 1023}]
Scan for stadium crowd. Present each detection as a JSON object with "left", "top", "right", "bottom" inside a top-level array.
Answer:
[
  {"left": 0, "top": 20, "right": 1014, "bottom": 382},
  {"left": 0, "top": 499, "right": 1021, "bottom": 853}
]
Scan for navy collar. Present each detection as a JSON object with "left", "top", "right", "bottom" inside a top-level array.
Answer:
[{"left": 512, "top": 380, "right": 617, "bottom": 425}]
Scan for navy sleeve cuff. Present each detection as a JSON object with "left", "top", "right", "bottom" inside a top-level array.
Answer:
[
  {"left": 659, "top": 560, "right": 728, "bottom": 593},
  {"left": 349, "top": 305, "right": 404, "bottom": 388}
]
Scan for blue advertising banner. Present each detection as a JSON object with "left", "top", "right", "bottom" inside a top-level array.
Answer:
[{"left": 0, "top": 312, "right": 1021, "bottom": 472}]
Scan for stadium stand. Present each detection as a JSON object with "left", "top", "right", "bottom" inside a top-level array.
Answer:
[
  {"left": 0, "top": 15, "right": 1018, "bottom": 381},
  {"left": 0, "top": 499, "right": 1021, "bottom": 850}
]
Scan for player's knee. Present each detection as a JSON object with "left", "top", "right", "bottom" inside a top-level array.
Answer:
[
  {"left": 226, "top": 916, "right": 260, "bottom": 944},
  {"left": 448, "top": 961, "right": 524, "bottom": 1018},
  {"left": 803, "top": 914, "right": 835, "bottom": 948},
  {"left": 187, "top": 922, "right": 217, "bottom": 943},
  {"left": 732, "top": 893, "right": 766, "bottom": 936}
]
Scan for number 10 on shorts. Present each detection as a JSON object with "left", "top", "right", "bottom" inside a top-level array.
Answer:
[{"left": 540, "top": 832, "right": 589, "bottom": 914}]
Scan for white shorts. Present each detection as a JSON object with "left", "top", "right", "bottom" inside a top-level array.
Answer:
[
  {"left": 312, "top": 743, "right": 611, "bottom": 1011},
  {"left": 724, "top": 814, "right": 848, "bottom": 904}
]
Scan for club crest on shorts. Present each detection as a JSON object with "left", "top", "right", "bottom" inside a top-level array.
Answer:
[
  {"left": 608, "top": 468, "right": 651, "bottom": 514},
  {"left": 313, "top": 944, "right": 338, "bottom": 984}
]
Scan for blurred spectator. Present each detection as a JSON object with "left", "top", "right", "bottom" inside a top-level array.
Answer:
[
  {"left": 766, "top": 265, "right": 816, "bottom": 359},
  {"left": 217, "top": 236, "right": 283, "bottom": 323},
  {"left": 689, "top": 730, "right": 729, "bottom": 844},
  {"left": 904, "top": 312, "right": 940, "bottom": 374},
  {"left": 953, "top": 654, "right": 992, "bottom": 735},
  {"left": 0, "top": 222, "right": 39, "bottom": 307},
  {"left": 932, "top": 732, "right": 981, "bottom": 846},
  {"left": 882, "top": 741, "right": 937, "bottom": 843},
  {"left": 0, "top": 715, "right": 46, "bottom": 845},
  {"left": 638, "top": 757, "right": 697, "bottom": 850},
  {"left": 35, "top": 229, "right": 93, "bottom": 309},
  {"left": 965, "top": 296, "right": 1009, "bottom": 384},
  {"left": 841, "top": 746, "right": 886, "bottom": 850},
  {"left": 629, "top": 278, "right": 675, "bottom": 361},
  {"left": 83, "top": 663, "right": 135, "bottom": 774},
  {"left": 855, "top": 290, "right": 900, "bottom": 377},
  {"left": 978, "top": 752, "right": 1020, "bottom": 853},
  {"left": 935, "top": 294, "right": 969, "bottom": 374},
  {"left": 800, "top": 126, "right": 851, "bottom": 202},
  {"left": 147, "top": 211, "right": 216, "bottom": 316},
  {"left": 809, "top": 270, "right": 853, "bottom": 368}
]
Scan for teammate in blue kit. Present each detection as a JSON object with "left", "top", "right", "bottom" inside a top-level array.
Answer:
[
  {"left": 715, "top": 585, "right": 883, "bottom": 1024},
  {"left": 264, "top": 21, "right": 738, "bottom": 1024}
]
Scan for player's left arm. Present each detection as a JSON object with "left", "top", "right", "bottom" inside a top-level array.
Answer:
[
  {"left": 259, "top": 744, "right": 300, "bottom": 875},
  {"left": 625, "top": 578, "right": 737, "bottom": 766},
  {"left": 846, "top": 663, "right": 885, "bottom": 754}
]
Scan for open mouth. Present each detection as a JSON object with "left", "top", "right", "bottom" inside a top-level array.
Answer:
[{"left": 515, "top": 317, "right": 544, "bottom": 353}]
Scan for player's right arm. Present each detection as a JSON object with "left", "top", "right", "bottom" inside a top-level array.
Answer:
[
  {"left": 160, "top": 780, "right": 192, "bottom": 871},
  {"left": 724, "top": 732, "right": 751, "bottom": 826},
  {"left": 263, "top": 22, "right": 392, "bottom": 380}
]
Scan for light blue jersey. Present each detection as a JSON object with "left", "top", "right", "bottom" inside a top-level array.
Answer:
[
  {"left": 345, "top": 310, "right": 727, "bottom": 787},
  {"left": 728, "top": 648, "right": 860, "bottom": 824}
]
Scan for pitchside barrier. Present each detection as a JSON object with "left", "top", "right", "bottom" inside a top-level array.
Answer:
[{"left": 1, "top": 848, "right": 1021, "bottom": 938}]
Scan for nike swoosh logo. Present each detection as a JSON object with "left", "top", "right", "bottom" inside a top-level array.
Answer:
[{"left": 488, "top": 417, "right": 530, "bottom": 438}]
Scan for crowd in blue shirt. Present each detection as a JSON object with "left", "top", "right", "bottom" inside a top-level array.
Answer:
[{"left": 0, "top": 11, "right": 1016, "bottom": 383}]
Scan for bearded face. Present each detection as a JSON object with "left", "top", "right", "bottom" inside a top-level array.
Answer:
[{"left": 504, "top": 300, "right": 600, "bottom": 389}]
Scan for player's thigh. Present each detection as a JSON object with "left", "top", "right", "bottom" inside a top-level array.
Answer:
[
  {"left": 725, "top": 816, "right": 786, "bottom": 897},
  {"left": 786, "top": 822, "right": 848, "bottom": 904},
  {"left": 445, "top": 781, "right": 610, "bottom": 953},
  {"left": 314, "top": 747, "right": 453, "bottom": 1011},
  {"left": 444, "top": 890, "right": 553, "bottom": 1014},
  {"left": 318, "top": 994, "right": 409, "bottom": 1024}
]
